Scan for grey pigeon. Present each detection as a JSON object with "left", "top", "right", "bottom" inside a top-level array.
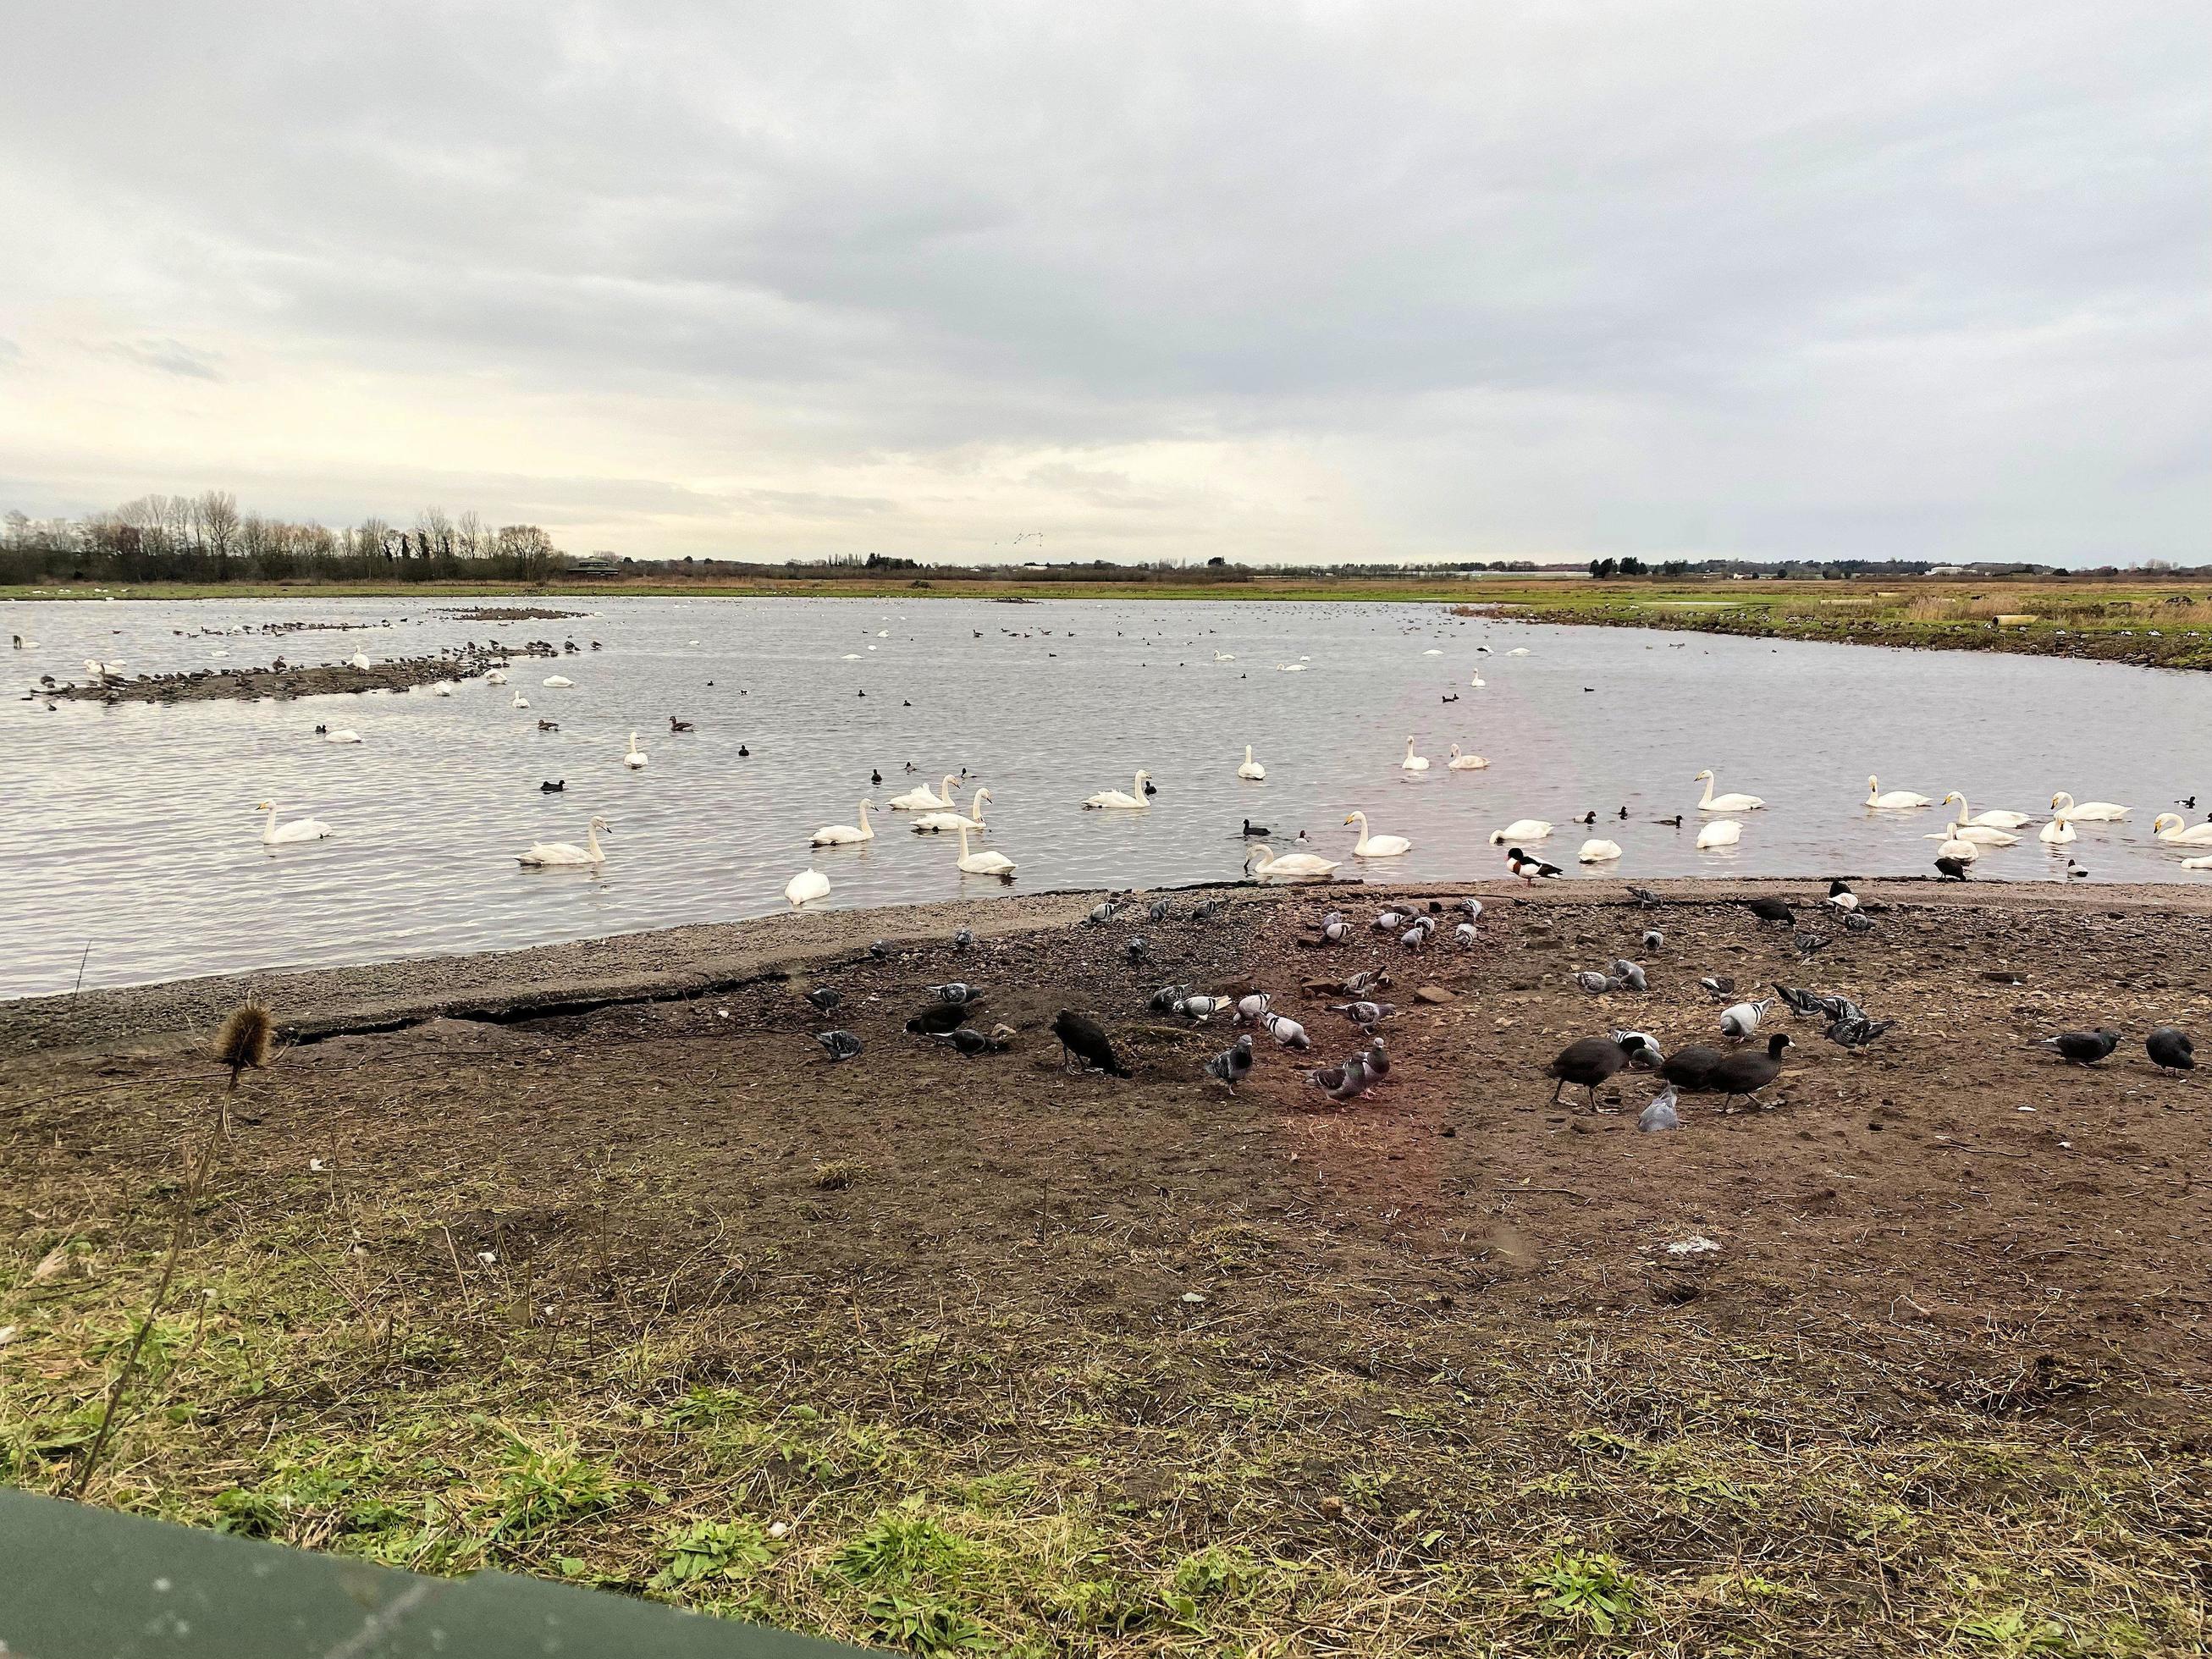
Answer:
[
  {"left": 1324, "top": 1055, "right": 1370, "bottom": 1103},
  {"left": 1794, "top": 931, "right": 1831, "bottom": 961},
  {"left": 926, "top": 982, "right": 982, "bottom": 1006},
  {"left": 1146, "top": 984, "right": 1189, "bottom": 1013},
  {"left": 1637, "top": 1085, "right": 1680, "bottom": 1133},
  {"left": 1342, "top": 968, "right": 1387, "bottom": 997},
  {"left": 1083, "top": 901, "right": 1118, "bottom": 928},
  {"left": 812, "top": 1030, "right": 863, "bottom": 1062},
  {"left": 1641, "top": 929, "right": 1663, "bottom": 951},
  {"left": 1190, "top": 898, "right": 1229, "bottom": 923},
  {"left": 1824, "top": 1014, "right": 1895, "bottom": 1049},
  {"left": 1330, "top": 1000, "right": 1392, "bottom": 1026},
  {"left": 1459, "top": 896, "right": 1484, "bottom": 921},
  {"left": 1146, "top": 897, "right": 1173, "bottom": 923},
  {"left": 1572, "top": 970, "right": 1614, "bottom": 994},
  {"left": 1260, "top": 1011, "right": 1310, "bottom": 1050},
  {"left": 1126, "top": 936, "right": 1151, "bottom": 966},
  {"left": 1399, "top": 922, "right": 1432, "bottom": 950},
  {"left": 805, "top": 988, "right": 842, "bottom": 1013},
  {"left": 950, "top": 929, "right": 975, "bottom": 952},
  {"left": 938, "top": 1025, "right": 1014, "bottom": 1056},
  {"left": 1362, "top": 1036, "right": 1390, "bottom": 1084},
  {"left": 1372, "top": 910, "right": 1404, "bottom": 932},
  {"left": 1719, "top": 998, "right": 1774, "bottom": 1039},
  {"left": 1454, "top": 922, "right": 1476, "bottom": 948},
  {"left": 1205, "top": 1035, "right": 1255, "bottom": 1087},
  {"left": 1174, "top": 994, "right": 1233, "bottom": 1022},
  {"left": 1608, "top": 959, "right": 1648, "bottom": 992},
  {"left": 1773, "top": 984, "right": 1825, "bottom": 1018},
  {"left": 1626, "top": 885, "right": 1664, "bottom": 909},
  {"left": 1698, "top": 975, "right": 1735, "bottom": 1000},
  {"left": 870, "top": 939, "right": 894, "bottom": 958},
  {"left": 1236, "top": 992, "right": 1271, "bottom": 1023},
  {"left": 1843, "top": 911, "right": 1874, "bottom": 933},
  {"left": 1609, "top": 1028, "right": 1664, "bottom": 1069},
  {"left": 1320, "top": 910, "right": 1349, "bottom": 943}
]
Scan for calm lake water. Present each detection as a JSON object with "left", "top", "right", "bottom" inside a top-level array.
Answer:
[{"left": 6, "top": 593, "right": 2209, "bottom": 998}]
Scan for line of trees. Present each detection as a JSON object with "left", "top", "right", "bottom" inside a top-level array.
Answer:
[{"left": 1, "top": 493, "right": 563, "bottom": 585}]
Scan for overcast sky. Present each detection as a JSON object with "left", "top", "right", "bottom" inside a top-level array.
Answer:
[{"left": 2, "top": 2, "right": 2205, "bottom": 565}]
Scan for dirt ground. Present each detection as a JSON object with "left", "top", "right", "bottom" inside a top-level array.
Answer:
[{"left": 3, "top": 879, "right": 2207, "bottom": 1655}]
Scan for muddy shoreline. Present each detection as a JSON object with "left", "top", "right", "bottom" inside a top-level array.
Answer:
[
  {"left": 40, "top": 642, "right": 559, "bottom": 703},
  {"left": 5, "top": 877, "right": 2207, "bottom": 1652}
]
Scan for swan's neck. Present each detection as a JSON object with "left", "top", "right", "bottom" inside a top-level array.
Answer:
[
  {"left": 968, "top": 789, "right": 985, "bottom": 819},
  {"left": 858, "top": 802, "right": 871, "bottom": 827},
  {"left": 1698, "top": 775, "right": 1716, "bottom": 807},
  {"left": 1953, "top": 796, "right": 1970, "bottom": 821},
  {"left": 585, "top": 822, "right": 602, "bottom": 856}
]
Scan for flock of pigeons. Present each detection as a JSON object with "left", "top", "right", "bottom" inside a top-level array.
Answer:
[{"left": 799, "top": 877, "right": 2197, "bottom": 1123}]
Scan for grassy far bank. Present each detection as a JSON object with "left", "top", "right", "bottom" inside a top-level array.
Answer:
[{"left": 9, "top": 573, "right": 2212, "bottom": 669}]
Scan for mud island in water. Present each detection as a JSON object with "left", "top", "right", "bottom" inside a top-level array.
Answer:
[{"left": 2, "top": 878, "right": 2205, "bottom": 1654}]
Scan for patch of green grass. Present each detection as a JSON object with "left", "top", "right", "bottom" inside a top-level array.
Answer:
[{"left": 1521, "top": 1547, "right": 1645, "bottom": 1635}]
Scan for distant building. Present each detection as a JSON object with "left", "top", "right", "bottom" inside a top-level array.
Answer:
[
  {"left": 567, "top": 553, "right": 623, "bottom": 577},
  {"left": 1925, "top": 565, "right": 1968, "bottom": 576}
]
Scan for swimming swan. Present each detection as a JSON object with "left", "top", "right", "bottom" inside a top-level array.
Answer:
[
  {"left": 1943, "top": 791, "right": 2032, "bottom": 830},
  {"left": 1400, "top": 737, "right": 1429, "bottom": 772},
  {"left": 542, "top": 675, "right": 573, "bottom": 688},
  {"left": 2039, "top": 808, "right": 2075, "bottom": 846},
  {"left": 785, "top": 868, "right": 830, "bottom": 906},
  {"left": 1344, "top": 811, "right": 1410, "bottom": 857},
  {"left": 1943, "top": 818, "right": 2020, "bottom": 846},
  {"left": 1488, "top": 818, "right": 1553, "bottom": 844},
  {"left": 889, "top": 773, "right": 957, "bottom": 811},
  {"left": 2152, "top": 813, "right": 2212, "bottom": 846},
  {"left": 1924, "top": 824, "right": 1983, "bottom": 860},
  {"left": 1865, "top": 775, "right": 1932, "bottom": 809},
  {"left": 1694, "top": 770, "right": 1766, "bottom": 812},
  {"left": 953, "top": 824, "right": 1016, "bottom": 879},
  {"left": 1237, "top": 745, "right": 1266, "bottom": 780},
  {"left": 1084, "top": 770, "right": 1151, "bottom": 810},
  {"left": 257, "top": 799, "right": 332, "bottom": 844},
  {"left": 1244, "top": 843, "right": 1339, "bottom": 881},
  {"left": 1447, "top": 745, "right": 1489, "bottom": 769},
  {"left": 2049, "top": 791, "right": 2129, "bottom": 822},
  {"left": 913, "top": 788, "right": 990, "bottom": 833},
  {"left": 810, "top": 801, "right": 876, "bottom": 846},
  {"left": 323, "top": 729, "right": 362, "bottom": 744},
  {"left": 520, "top": 815, "right": 609, "bottom": 867},
  {"left": 623, "top": 731, "right": 648, "bottom": 769},
  {"left": 1696, "top": 819, "right": 1741, "bottom": 849},
  {"left": 1578, "top": 839, "right": 1624, "bottom": 863},
  {"left": 2184, "top": 852, "right": 2212, "bottom": 871}
]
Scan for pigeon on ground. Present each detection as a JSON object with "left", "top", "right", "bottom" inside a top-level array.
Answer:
[
  {"left": 1205, "top": 1035, "right": 1255, "bottom": 1087},
  {"left": 1362, "top": 1037, "right": 1390, "bottom": 1085},
  {"left": 1174, "top": 995, "right": 1234, "bottom": 1022},
  {"left": 1609, "top": 1029, "right": 1664, "bottom": 1069},
  {"left": 1572, "top": 971, "right": 1615, "bottom": 994},
  {"left": 1843, "top": 911, "right": 1874, "bottom": 933},
  {"left": 1260, "top": 1011, "right": 1310, "bottom": 1050},
  {"left": 1320, "top": 911, "right": 1349, "bottom": 944},
  {"left": 1698, "top": 975, "right": 1736, "bottom": 1000},
  {"left": 1082, "top": 901, "right": 1118, "bottom": 928},
  {"left": 1454, "top": 922, "right": 1477, "bottom": 948},
  {"left": 1189, "top": 899, "right": 1229, "bottom": 923},
  {"left": 1459, "top": 896, "right": 1484, "bottom": 921},
  {"left": 812, "top": 1030, "right": 864, "bottom": 1062},
  {"left": 1236, "top": 992, "right": 1271, "bottom": 1023},
  {"left": 1146, "top": 984, "right": 1189, "bottom": 1013},
  {"left": 1147, "top": 897, "right": 1174, "bottom": 923},
  {"left": 1641, "top": 929, "right": 1663, "bottom": 952},
  {"left": 805, "top": 988, "right": 842, "bottom": 1013},
  {"left": 1824, "top": 1014, "right": 1895, "bottom": 1049},
  {"left": 1330, "top": 1000, "right": 1393, "bottom": 1027},
  {"left": 1626, "top": 885, "right": 1664, "bottom": 909},
  {"left": 926, "top": 982, "right": 983, "bottom": 1006},
  {"left": 950, "top": 929, "right": 976, "bottom": 952},
  {"left": 905, "top": 1003, "right": 968, "bottom": 1035},
  {"left": 1608, "top": 959, "right": 1647, "bottom": 992},
  {"left": 938, "top": 1025, "right": 1015, "bottom": 1056},
  {"left": 1773, "top": 984, "right": 1826, "bottom": 1019},
  {"left": 1126, "top": 936, "right": 1151, "bottom": 966},
  {"left": 1720, "top": 998, "right": 1774, "bottom": 1039},
  {"left": 871, "top": 940, "right": 895, "bottom": 958},
  {"left": 1637, "top": 1085, "right": 1680, "bottom": 1133},
  {"left": 1372, "top": 910, "right": 1405, "bottom": 932},
  {"left": 1341, "top": 969, "right": 1388, "bottom": 997}
]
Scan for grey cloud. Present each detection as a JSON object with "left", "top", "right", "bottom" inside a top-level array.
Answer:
[
  {"left": 0, "top": 1, "right": 2205, "bottom": 562},
  {"left": 99, "top": 337, "right": 224, "bottom": 380}
]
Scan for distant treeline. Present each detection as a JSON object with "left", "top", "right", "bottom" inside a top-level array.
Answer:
[{"left": 1, "top": 493, "right": 563, "bottom": 585}]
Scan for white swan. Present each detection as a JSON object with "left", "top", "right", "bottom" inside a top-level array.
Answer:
[
  {"left": 512, "top": 692, "right": 530, "bottom": 708},
  {"left": 1506, "top": 648, "right": 1531, "bottom": 657},
  {"left": 1943, "top": 818, "right": 2019, "bottom": 846},
  {"left": 2184, "top": 852, "right": 2212, "bottom": 871},
  {"left": 1344, "top": 811, "right": 1411, "bottom": 857},
  {"left": 623, "top": 732, "right": 648, "bottom": 770},
  {"left": 1468, "top": 674, "right": 1485, "bottom": 687},
  {"left": 323, "top": 729, "right": 362, "bottom": 744},
  {"left": 1925, "top": 824, "right": 1983, "bottom": 860},
  {"left": 1694, "top": 770, "right": 1766, "bottom": 812},
  {"left": 1488, "top": 818, "right": 1553, "bottom": 844},
  {"left": 1578, "top": 838, "right": 1624, "bottom": 863},
  {"left": 1865, "top": 775, "right": 1932, "bottom": 809},
  {"left": 2049, "top": 791, "right": 2129, "bottom": 822},
  {"left": 811, "top": 801, "right": 876, "bottom": 846},
  {"left": 1446, "top": 744, "right": 1489, "bottom": 769},
  {"left": 913, "top": 787, "right": 990, "bottom": 833},
  {"left": 1237, "top": 745, "right": 1266, "bottom": 780},
  {"left": 953, "top": 824, "right": 1016, "bottom": 879},
  {"left": 520, "top": 815, "right": 608, "bottom": 867},
  {"left": 432, "top": 683, "right": 453, "bottom": 697},
  {"left": 542, "top": 675, "right": 573, "bottom": 688},
  {"left": 1244, "top": 843, "right": 1339, "bottom": 881},
  {"left": 1084, "top": 770, "right": 1150, "bottom": 810},
  {"left": 484, "top": 670, "right": 508, "bottom": 685},
  {"left": 1400, "top": 737, "right": 1429, "bottom": 772},
  {"left": 889, "top": 774, "right": 957, "bottom": 811},
  {"left": 2039, "top": 808, "right": 2075, "bottom": 846},
  {"left": 1214, "top": 651, "right": 1236, "bottom": 662},
  {"left": 1943, "top": 791, "right": 2032, "bottom": 830},
  {"left": 1696, "top": 819, "right": 1741, "bottom": 849},
  {"left": 785, "top": 868, "right": 830, "bottom": 906},
  {"left": 2152, "top": 813, "right": 2212, "bottom": 846},
  {"left": 257, "top": 799, "right": 332, "bottom": 844},
  {"left": 348, "top": 652, "right": 371, "bottom": 670}
]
